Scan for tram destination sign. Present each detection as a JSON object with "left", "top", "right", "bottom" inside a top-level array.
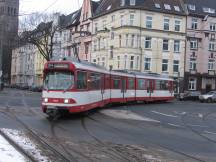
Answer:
[{"left": 48, "top": 63, "right": 69, "bottom": 69}]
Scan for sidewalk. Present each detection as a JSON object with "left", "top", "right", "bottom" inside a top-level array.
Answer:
[{"left": 0, "top": 134, "right": 28, "bottom": 162}]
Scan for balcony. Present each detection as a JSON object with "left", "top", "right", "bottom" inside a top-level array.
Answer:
[
  {"left": 190, "top": 69, "right": 197, "bottom": 74},
  {"left": 208, "top": 70, "right": 215, "bottom": 75}
]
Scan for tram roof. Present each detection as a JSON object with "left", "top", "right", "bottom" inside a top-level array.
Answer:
[{"left": 54, "top": 57, "right": 173, "bottom": 80}]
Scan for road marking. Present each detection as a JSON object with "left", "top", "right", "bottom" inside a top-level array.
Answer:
[
  {"left": 174, "top": 111, "right": 187, "bottom": 115},
  {"left": 151, "top": 111, "right": 178, "bottom": 118},
  {"left": 100, "top": 110, "right": 160, "bottom": 123},
  {"left": 198, "top": 113, "right": 204, "bottom": 118},
  {"left": 187, "top": 124, "right": 208, "bottom": 128},
  {"left": 167, "top": 123, "right": 183, "bottom": 128},
  {"left": 204, "top": 131, "right": 216, "bottom": 135}
]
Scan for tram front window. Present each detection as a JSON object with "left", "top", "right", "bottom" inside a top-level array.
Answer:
[{"left": 44, "top": 71, "right": 74, "bottom": 90}]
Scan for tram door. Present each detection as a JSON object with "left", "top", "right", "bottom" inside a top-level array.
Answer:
[
  {"left": 147, "top": 80, "right": 154, "bottom": 98},
  {"left": 121, "top": 77, "right": 127, "bottom": 103}
]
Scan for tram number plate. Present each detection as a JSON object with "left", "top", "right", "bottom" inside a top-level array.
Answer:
[{"left": 47, "top": 106, "right": 57, "bottom": 109}]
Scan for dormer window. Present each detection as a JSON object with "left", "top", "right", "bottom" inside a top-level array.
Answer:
[
  {"left": 203, "top": 7, "right": 215, "bottom": 14},
  {"left": 130, "top": 0, "right": 135, "bottom": 6},
  {"left": 120, "top": 0, "right": 125, "bottom": 6},
  {"left": 188, "top": 4, "right": 195, "bottom": 11},
  {"left": 164, "top": 4, "right": 171, "bottom": 10},
  {"left": 155, "top": 3, "right": 161, "bottom": 9},
  {"left": 174, "top": 6, "right": 180, "bottom": 12},
  {"left": 107, "top": 5, "right": 111, "bottom": 11}
]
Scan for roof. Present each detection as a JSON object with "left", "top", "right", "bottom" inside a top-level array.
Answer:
[
  {"left": 59, "top": 9, "right": 81, "bottom": 29},
  {"left": 184, "top": 0, "right": 216, "bottom": 17},
  {"left": 94, "top": 0, "right": 186, "bottom": 18},
  {"left": 91, "top": 0, "right": 101, "bottom": 16}
]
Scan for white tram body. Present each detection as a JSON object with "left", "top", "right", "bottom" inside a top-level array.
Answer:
[{"left": 42, "top": 59, "right": 174, "bottom": 114}]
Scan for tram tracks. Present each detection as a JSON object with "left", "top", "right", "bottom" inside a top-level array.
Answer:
[
  {"left": 0, "top": 108, "right": 72, "bottom": 162},
  {"left": 84, "top": 111, "right": 206, "bottom": 162}
]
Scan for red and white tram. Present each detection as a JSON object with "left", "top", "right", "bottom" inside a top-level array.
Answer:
[{"left": 42, "top": 58, "right": 174, "bottom": 116}]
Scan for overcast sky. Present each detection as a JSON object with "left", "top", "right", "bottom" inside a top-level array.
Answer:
[{"left": 19, "top": 0, "right": 83, "bottom": 16}]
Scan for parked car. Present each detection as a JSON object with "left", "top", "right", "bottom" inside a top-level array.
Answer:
[
  {"left": 29, "top": 85, "right": 43, "bottom": 92},
  {"left": 179, "top": 91, "right": 201, "bottom": 101},
  {"left": 199, "top": 91, "right": 216, "bottom": 103}
]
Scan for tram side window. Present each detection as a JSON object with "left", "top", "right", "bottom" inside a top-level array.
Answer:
[
  {"left": 138, "top": 79, "right": 145, "bottom": 90},
  {"left": 77, "top": 71, "right": 87, "bottom": 89},
  {"left": 156, "top": 80, "right": 169, "bottom": 90},
  {"left": 113, "top": 77, "right": 121, "bottom": 89},
  {"left": 155, "top": 80, "right": 161, "bottom": 90},
  {"left": 160, "top": 80, "right": 169, "bottom": 90},
  {"left": 128, "top": 78, "right": 135, "bottom": 89},
  {"left": 89, "top": 73, "right": 101, "bottom": 90}
]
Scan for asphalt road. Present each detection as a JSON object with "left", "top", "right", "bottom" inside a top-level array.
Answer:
[{"left": 0, "top": 88, "right": 216, "bottom": 162}]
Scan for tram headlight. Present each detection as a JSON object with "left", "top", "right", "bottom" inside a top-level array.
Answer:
[
  {"left": 64, "top": 99, "right": 69, "bottom": 104},
  {"left": 44, "top": 98, "right": 48, "bottom": 103}
]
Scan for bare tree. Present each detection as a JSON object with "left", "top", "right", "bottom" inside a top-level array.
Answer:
[{"left": 19, "top": 13, "right": 59, "bottom": 61}]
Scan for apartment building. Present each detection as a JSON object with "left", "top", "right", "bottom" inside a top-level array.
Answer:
[
  {"left": 184, "top": 0, "right": 216, "bottom": 93},
  {"left": 91, "top": 0, "right": 187, "bottom": 84}
]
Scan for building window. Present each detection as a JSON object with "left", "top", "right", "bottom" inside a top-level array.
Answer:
[
  {"left": 174, "top": 6, "right": 180, "bottom": 12},
  {"left": 131, "top": 35, "right": 135, "bottom": 47},
  {"left": 102, "top": 20, "right": 106, "bottom": 29},
  {"left": 190, "top": 39, "right": 198, "bottom": 49},
  {"left": 94, "top": 23, "right": 98, "bottom": 32},
  {"left": 210, "top": 23, "right": 216, "bottom": 31},
  {"left": 209, "top": 42, "right": 215, "bottom": 51},
  {"left": 208, "top": 60, "right": 214, "bottom": 70},
  {"left": 190, "top": 58, "right": 196, "bottom": 70},
  {"left": 136, "top": 56, "right": 139, "bottom": 69},
  {"left": 203, "top": 7, "right": 215, "bottom": 14},
  {"left": 111, "top": 32, "right": 115, "bottom": 40},
  {"left": 85, "top": 43, "right": 89, "bottom": 54},
  {"left": 189, "top": 78, "right": 197, "bottom": 90},
  {"left": 102, "top": 57, "right": 105, "bottom": 67},
  {"left": 173, "top": 60, "right": 179, "bottom": 73},
  {"left": 124, "top": 55, "right": 127, "bottom": 69},
  {"left": 146, "top": 16, "right": 152, "bottom": 29},
  {"left": 163, "top": 39, "right": 169, "bottom": 51},
  {"left": 191, "top": 18, "right": 198, "bottom": 29},
  {"left": 119, "top": 35, "right": 122, "bottom": 47},
  {"left": 130, "top": 0, "right": 135, "bottom": 6},
  {"left": 155, "top": 3, "right": 161, "bottom": 9},
  {"left": 117, "top": 56, "right": 121, "bottom": 69},
  {"left": 188, "top": 4, "right": 195, "bottom": 11},
  {"left": 175, "top": 20, "right": 181, "bottom": 31},
  {"left": 162, "top": 59, "right": 168, "bottom": 72},
  {"left": 144, "top": 58, "right": 151, "bottom": 71},
  {"left": 174, "top": 40, "right": 180, "bottom": 53},
  {"left": 111, "top": 15, "right": 115, "bottom": 22},
  {"left": 126, "top": 34, "right": 129, "bottom": 46},
  {"left": 130, "top": 56, "right": 134, "bottom": 69},
  {"left": 164, "top": 17, "right": 170, "bottom": 30},
  {"left": 130, "top": 14, "right": 134, "bottom": 26},
  {"left": 110, "top": 46, "right": 114, "bottom": 59},
  {"left": 120, "top": 15, "right": 124, "bottom": 26},
  {"left": 93, "top": 40, "right": 97, "bottom": 51},
  {"left": 164, "top": 4, "right": 171, "bottom": 10},
  {"left": 145, "top": 37, "right": 152, "bottom": 49},
  {"left": 120, "top": 0, "right": 125, "bottom": 6}
]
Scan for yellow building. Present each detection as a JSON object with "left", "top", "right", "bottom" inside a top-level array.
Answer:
[
  {"left": 34, "top": 50, "right": 47, "bottom": 86},
  {"left": 91, "top": 0, "right": 186, "bottom": 79}
]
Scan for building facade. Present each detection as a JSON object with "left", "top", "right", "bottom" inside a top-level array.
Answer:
[
  {"left": 0, "top": 0, "right": 19, "bottom": 84},
  {"left": 184, "top": 0, "right": 216, "bottom": 93},
  {"left": 91, "top": 0, "right": 186, "bottom": 86},
  {"left": 11, "top": 43, "right": 46, "bottom": 87}
]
